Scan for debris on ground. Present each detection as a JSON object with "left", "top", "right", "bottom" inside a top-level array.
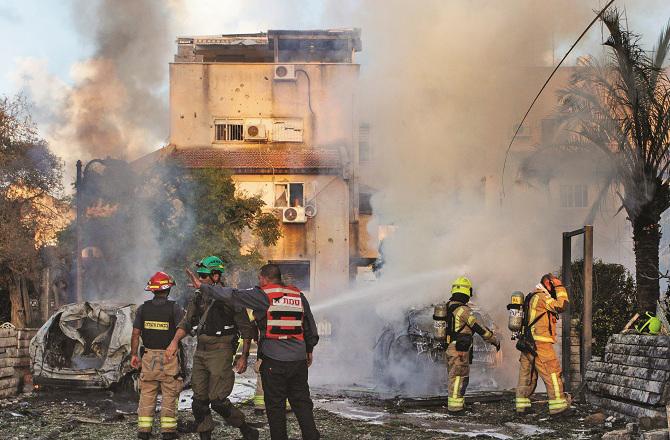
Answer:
[{"left": 0, "top": 384, "right": 636, "bottom": 440}]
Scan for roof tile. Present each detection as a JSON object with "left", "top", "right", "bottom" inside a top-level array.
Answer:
[{"left": 171, "top": 147, "right": 341, "bottom": 174}]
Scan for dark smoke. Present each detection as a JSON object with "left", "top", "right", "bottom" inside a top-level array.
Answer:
[{"left": 67, "top": 0, "right": 174, "bottom": 159}]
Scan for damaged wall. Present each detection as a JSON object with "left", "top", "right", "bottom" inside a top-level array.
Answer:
[{"left": 0, "top": 326, "right": 38, "bottom": 398}]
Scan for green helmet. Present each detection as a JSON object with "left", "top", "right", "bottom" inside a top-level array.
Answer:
[
  {"left": 635, "top": 311, "right": 662, "bottom": 335},
  {"left": 196, "top": 256, "right": 225, "bottom": 275}
]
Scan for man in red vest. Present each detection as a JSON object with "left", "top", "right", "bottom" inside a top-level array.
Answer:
[{"left": 186, "top": 263, "right": 320, "bottom": 440}]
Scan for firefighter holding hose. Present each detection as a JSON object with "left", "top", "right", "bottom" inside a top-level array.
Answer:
[
  {"left": 442, "top": 276, "right": 500, "bottom": 414},
  {"left": 131, "top": 271, "right": 185, "bottom": 440},
  {"left": 513, "top": 274, "right": 571, "bottom": 416}
]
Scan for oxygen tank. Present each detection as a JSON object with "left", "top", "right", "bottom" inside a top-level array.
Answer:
[
  {"left": 433, "top": 303, "right": 448, "bottom": 341},
  {"left": 507, "top": 291, "right": 525, "bottom": 332}
]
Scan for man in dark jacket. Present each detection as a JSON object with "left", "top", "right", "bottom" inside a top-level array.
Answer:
[{"left": 187, "top": 263, "right": 320, "bottom": 440}]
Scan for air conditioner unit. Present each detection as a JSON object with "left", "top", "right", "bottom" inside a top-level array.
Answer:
[
  {"left": 274, "top": 64, "right": 296, "bottom": 81},
  {"left": 282, "top": 207, "right": 306, "bottom": 223},
  {"left": 304, "top": 204, "right": 317, "bottom": 218},
  {"left": 244, "top": 123, "right": 267, "bottom": 141}
]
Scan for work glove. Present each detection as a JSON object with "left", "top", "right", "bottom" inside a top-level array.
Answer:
[{"left": 550, "top": 275, "right": 563, "bottom": 287}]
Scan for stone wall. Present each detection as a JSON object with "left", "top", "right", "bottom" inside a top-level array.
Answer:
[
  {"left": 0, "top": 325, "right": 38, "bottom": 399},
  {"left": 586, "top": 333, "right": 670, "bottom": 425}
]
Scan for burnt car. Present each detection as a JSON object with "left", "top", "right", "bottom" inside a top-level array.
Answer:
[
  {"left": 373, "top": 304, "right": 502, "bottom": 394},
  {"left": 30, "top": 302, "right": 194, "bottom": 390}
]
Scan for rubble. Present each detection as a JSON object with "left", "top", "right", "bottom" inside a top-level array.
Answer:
[{"left": 0, "top": 382, "right": 625, "bottom": 440}]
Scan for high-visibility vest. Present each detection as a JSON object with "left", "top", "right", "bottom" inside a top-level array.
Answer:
[{"left": 262, "top": 284, "right": 305, "bottom": 341}]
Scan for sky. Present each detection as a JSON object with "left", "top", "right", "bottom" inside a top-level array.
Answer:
[
  {"left": 1, "top": 0, "right": 669, "bottom": 166},
  {"left": 2, "top": 0, "right": 668, "bottom": 97}
]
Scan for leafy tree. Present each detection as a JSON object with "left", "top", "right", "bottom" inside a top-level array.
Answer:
[
  {"left": 525, "top": 9, "right": 670, "bottom": 310},
  {"left": 568, "top": 259, "right": 636, "bottom": 357},
  {"left": 148, "top": 165, "right": 281, "bottom": 293},
  {"left": 0, "top": 95, "right": 64, "bottom": 326},
  {"left": 71, "top": 160, "right": 281, "bottom": 300}
]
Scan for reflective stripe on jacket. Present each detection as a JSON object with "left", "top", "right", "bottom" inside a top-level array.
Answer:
[
  {"left": 529, "top": 285, "right": 569, "bottom": 343},
  {"left": 447, "top": 301, "right": 493, "bottom": 341},
  {"left": 263, "top": 284, "right": 305, "bottom": 341}
]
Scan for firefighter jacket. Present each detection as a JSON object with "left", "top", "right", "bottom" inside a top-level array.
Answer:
[
  {"left": 527, "top": 284, "right": 569, "bottom": 344},
  {"left": 447, "top": 293, "right": 494, "bottom": 344}
]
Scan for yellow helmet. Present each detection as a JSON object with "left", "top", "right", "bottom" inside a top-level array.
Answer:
[{"left": 451, "top": 276, "right": 473, "bottom": 296}]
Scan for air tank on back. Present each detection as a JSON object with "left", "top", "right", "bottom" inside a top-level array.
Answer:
[
  {"left": 507, "top": 291, "right": 525, "bottom": 332},
  {"left": 433, "top": 303, "right": 448, "bottom": 340}
]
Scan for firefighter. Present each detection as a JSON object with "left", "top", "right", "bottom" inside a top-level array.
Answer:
[
  {"left": 444, "top": 276, "right": 500, "bottom": 414},
  {"left": 187, "top": 263, "right": 320, "bottom": 440},
  {"left": 165, "top": 256, "right": 258, "bottom": 440},
  {"left": 515, "top": 274, "right": 571, "bottom": 416},
  {"left": 130, "top": 272, "right": 185, "bottom": 440}
]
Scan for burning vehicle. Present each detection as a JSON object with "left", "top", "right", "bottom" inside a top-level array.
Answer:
[
  {"left": 30, "top": 302, "right": 194, "bottom": 390},
  {"left": 373, "top": 304, "right": 502, "bottom": 393}
]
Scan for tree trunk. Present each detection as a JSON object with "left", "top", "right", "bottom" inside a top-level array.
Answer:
[
  {"left": 9, "top": 276, "right": 26, "bottom": 328},
  {"left": 632, "top": 211, "right": 662, "bottom": 311}
]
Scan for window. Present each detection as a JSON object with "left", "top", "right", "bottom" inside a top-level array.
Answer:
[
  {"left": 359, "top": 123, "right": 371, "bottom": 162},
  {"left": 270, "top": 260, "right": 310, "bottom": 291},
  {"left": 560, "top": 185, "right": 588, "bottom": 208},
  {"left": 214, "top": 121, "right": 243, "bottom": 141},
  {"left": 359, "top": 192, "right": 373, "bottom": 215},
  {"left": 274, "top": 183, "right": 304, "bottom": 207}
]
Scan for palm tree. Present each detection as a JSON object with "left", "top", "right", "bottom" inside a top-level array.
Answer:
[{"left": 554, "top": 9, "right": 670, "bottom": 310}]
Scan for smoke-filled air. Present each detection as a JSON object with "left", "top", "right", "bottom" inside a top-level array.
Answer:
[
  {"left": 309, "top": 0, "right": 634, "bottom": 391},
  {"left": 6, "top": 1, "right": 670, "bottom": 437}
]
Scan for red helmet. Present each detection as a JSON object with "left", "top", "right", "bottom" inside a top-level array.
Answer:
[{"left": 145, "top": 272, "right": 176, "bottom": 292}]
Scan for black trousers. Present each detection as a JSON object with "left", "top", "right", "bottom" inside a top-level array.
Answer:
[{"left": 260, "top": 357, "right": 320, "bottom": 440}]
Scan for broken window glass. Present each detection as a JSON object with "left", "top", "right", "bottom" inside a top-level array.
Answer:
[{"left": 274, "top": 184, "right": 289, "bottom": 207}]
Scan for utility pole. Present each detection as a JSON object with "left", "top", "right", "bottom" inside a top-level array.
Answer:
[{"left": 75, "top": 160, "right": 83, "bottom": 303}]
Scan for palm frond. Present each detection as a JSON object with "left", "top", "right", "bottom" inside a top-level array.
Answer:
[{"left": 652, "top": 18, "right": 670, "bottom": 75}]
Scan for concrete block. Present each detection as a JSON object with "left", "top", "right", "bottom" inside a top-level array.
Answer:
[
  {"left": 0, "top": 337, "right": 17, "bottom": 348},
  {"left": 602, "top": 429, "right": 632, "bottom": 440},
  {"left": 0, "top": 367, "right": 14, "bottom": 378},
  {"left": 643, "top": 430, "right": 669, "bottom": 440},
  {"left": 0, "top": 329, "right": 17, "bottom": 339}
]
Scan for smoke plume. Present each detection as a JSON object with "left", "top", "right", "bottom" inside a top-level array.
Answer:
[{"left": 309, "top": 0, "right": 645, "bottom": 392}]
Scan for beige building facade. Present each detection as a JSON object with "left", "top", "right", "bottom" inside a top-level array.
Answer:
[{"left": 167, "top": 29, "right": 370, "bottom": 298}]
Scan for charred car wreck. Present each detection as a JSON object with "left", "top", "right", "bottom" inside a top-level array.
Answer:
[
  {"left": 373, "top": 304, "right": 501, "bottom": 394},
  {"left": 30, "top": 302, "right": 194, "bottom": 390}
]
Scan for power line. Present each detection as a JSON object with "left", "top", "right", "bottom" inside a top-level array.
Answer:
[{"left": 499, "top": 0, "right": 617, "bottom": 204}]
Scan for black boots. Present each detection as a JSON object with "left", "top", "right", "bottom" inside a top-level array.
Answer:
[
  {"left": 199, "top": 431, "right": 212, "bottom": 440},
  {"left": 161, "top": 432, "right": 178, "bottom": 440},
  {"left": 137, "top": 433, "right": 151, "bottom": 440},
  {"left": 240, "top": 423, "right": 260, "bottom": 440}
]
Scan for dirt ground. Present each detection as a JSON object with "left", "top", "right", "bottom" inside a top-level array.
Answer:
[{"left": 0, "top": 386, "right": 631, "bottom": 440}]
